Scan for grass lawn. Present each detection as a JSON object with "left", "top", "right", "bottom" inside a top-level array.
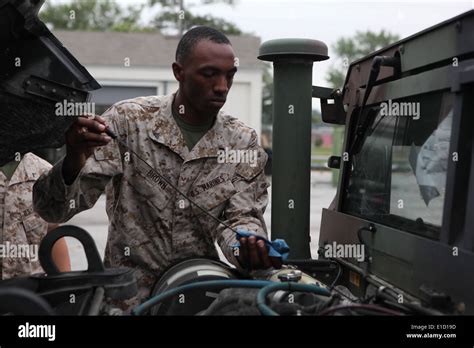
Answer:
[{"left": 311, "top": 146, "right": 333, "bottom": 156}]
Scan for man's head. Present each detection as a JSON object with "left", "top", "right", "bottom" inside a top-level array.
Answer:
[{"left": 172, "top": 26, "right": 237, "bottom": 117}]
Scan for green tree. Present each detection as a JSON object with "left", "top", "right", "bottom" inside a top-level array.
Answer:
[
  {"left": 39, "top": 0, "right": 150, "bottom": 32},
  {"left": 326, "top": 30, "right": 400, "bottom": 88},
  {"left": 148, "top": 0, "right": 241, "bottom": 35},
  {"left": 40, "top": 0, "right": 241, "bottom": 34}
]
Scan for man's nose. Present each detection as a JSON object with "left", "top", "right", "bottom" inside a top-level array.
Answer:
[{"left": 213, "top": 75, "right": 229, "bottom": 94}]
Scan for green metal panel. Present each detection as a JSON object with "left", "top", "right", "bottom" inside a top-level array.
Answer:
[
  {"left": 366, "top": 64, "right": 452, "bottom": 106},
  {"left": 401, "top": 20, "right": 458, "bottom": 72}
]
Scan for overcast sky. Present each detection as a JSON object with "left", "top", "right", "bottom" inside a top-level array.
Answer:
[
  {"left": 50, "top": 0, "right": 474, "bottom": 93},
  {"left": 189, "top": 0, "right": 472, "bottom": 85}
]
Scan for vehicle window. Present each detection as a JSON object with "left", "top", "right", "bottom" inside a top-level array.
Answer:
[{"left": 342, "top": 91, "right": 454, "bottom": 238}]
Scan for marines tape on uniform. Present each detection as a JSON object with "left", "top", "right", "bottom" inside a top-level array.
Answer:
[{"left": 33, "top": 93, "right": 270, "bottom": 313}]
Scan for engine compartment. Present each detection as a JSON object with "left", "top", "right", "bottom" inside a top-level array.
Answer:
[{"left": 0, "top": 225, "right": 453, "bottom": 317}]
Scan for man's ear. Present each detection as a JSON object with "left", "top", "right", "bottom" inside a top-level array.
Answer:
[{"left": 172, "top": 62, "right": 184, "bottom": 82}]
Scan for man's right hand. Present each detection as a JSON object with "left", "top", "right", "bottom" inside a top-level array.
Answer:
[{"left": 62, "top": 115, "right": 112, "bottom": 184}]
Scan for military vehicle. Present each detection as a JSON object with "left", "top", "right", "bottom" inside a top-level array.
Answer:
[
  {"left": 0, "top": 0, "right": 473, "bottom": 317},
  {"left": 318, "top": 10, "right": 474, "bottom": 315}
]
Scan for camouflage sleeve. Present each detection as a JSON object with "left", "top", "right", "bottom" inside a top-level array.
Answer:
[
  {"left": 33, "top": 106, "right": 125, "bottom": 223},
  {"left": 216, "top": 130, "right": 270, "bottom": 270}
]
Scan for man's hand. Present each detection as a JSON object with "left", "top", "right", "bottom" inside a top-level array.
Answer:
[
  {"left": 66, "top": 114, "right": 111, "bottom": 157},
  {"left": 237, "top": 235, "right": 282, "bottom": 270},
  {"left": 63, "top": 115, "right": 111, "bottom": 184}
]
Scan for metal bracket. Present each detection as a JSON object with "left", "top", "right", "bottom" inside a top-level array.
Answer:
[
  {"left": 312, "top": 86, "right": 346, "bottom": 125},
  {"left": 24, "top": 75, "right": 89, "bottom": 103}
]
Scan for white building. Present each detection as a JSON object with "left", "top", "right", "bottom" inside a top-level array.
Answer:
[{"left": 55, "top": 31, "right": 264, "bottom": 137}]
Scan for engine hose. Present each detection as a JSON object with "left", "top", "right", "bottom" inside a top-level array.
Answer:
[
  {"left": 132, "top": 280, "right": 273, "bottom": 315},
  {"left": 257, "top": 283, "right": 332, "bottom": 316}
]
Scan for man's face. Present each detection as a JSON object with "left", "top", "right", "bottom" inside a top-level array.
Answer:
[{"left": 173, "top": 39, "right": 237, "bottom": 115}]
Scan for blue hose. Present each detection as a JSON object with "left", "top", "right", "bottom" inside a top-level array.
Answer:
[
  {"left": 132, "top": 279, "right": 273, "bottom": 315},
  {"left": 257, "top": 282, "right": 331, "bottom": 316}
]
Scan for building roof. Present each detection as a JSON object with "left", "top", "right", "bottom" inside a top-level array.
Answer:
[{"left": 54, "top": 30, "right": 263, "bottom": 70}]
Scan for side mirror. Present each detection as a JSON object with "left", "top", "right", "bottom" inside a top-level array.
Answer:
[{"left": 327, "top": 155, "right": 342, "bottom": 169}]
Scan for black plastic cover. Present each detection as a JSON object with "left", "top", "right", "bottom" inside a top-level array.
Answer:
[{"left": 0, "top": 0, "right": 100, "bottom": 165}]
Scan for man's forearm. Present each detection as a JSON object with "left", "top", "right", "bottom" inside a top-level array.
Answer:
[
  {"left": 48, "top": 224, "right": 71, "bottom": 272},
  {"left": 52, "top": 238, "right": 71, "bottom": 272}
]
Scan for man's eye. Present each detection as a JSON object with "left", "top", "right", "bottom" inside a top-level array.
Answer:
[{"left": 202, "top": 71, "right": 215, "bottom": 77}]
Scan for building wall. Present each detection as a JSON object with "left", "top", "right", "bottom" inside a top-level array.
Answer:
[{"left": 86, "top": 65, "right": 263, "bottom": 141}]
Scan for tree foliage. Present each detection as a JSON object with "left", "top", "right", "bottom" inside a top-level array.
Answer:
[
  {"left": 326, "top": 30, "right": 400, "bottom": 88},
  {"left": 148, "top": 0, "right": 241, "bottom": 35},
  {"left": 151, "top": 10, "right": 241, "bottom": 35},
  {"left": 40, "top": 0, "right": 242, "bottom": 34},
  {"left": 40, "top": 0, "right": 148, "bottom": 32}
]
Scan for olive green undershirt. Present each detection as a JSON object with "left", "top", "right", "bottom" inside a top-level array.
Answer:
[
  {"left": 171, "top": 99, "right": 215, "bottom": 150},
  {"left": 0, "top": 160, "right": 20, "bottom": 180}
]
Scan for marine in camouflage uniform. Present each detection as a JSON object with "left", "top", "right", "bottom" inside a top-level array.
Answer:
[
  {"left": 33, "top": 93, "right": 270, "bottom": 313},
  {"left": 0, "top": 153, "right": 52, "bottom": 279}
]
